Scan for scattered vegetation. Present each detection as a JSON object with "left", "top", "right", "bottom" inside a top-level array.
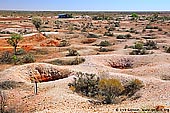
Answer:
[
  {"left": 66, "top": 49, "right": 80, "bottom": 56},
  {"left": 32, "top": 17, "right": 42, "bottom": 31},
  {"left": 165, "top": 46, "right": 170, "bottom": 53},
  {"left": 131, "top": 13, "right": 138, "bottom": 18},
  {"left": 144, "top": 40, "right": 158, "bottom": 50},
  {"left": 104, "top": 31, "right": 114, "bottom": 36},
  {"left": 21, "top": 54, "right": 35, "bottom": 63},
  {"left": 68, "top": 72, "right": 143, "bottom": 104},
  {"left": 15, "top": 49, "right": 26, "bottom": 55},
  {"left": 0, "top": 81, "right": 24, "bottom": 90},
  {"left": 129, "top": 42, "right": 153, "bottom": 55},
  {"left": 0, "top": 52, "right": 35, "bottom": 64},
  {"left": 49, "top": 57, "right": 85, "bottom": 65},
  {"left": 116, "top": 34, "right": 132, "bottom": 39},
  {"left": 98, "top": 78, "right": 124, "bottom": 104},
  {"left": 58, "top": 39, "right": 70, "bottom": 47},
  {"left": 122, "top": 79, "right": 144, "bottom": 97},
  {"left": 98, "top": 40, "right": 111, "bottom": 47},
  {"left": 129, "top": 49, "right": 148, "bottom": 55},
  {"left": 87, "top": 33, "right": 99, "bottom": 38},
  {"left": 145, "top": 25, "right": 159, "bottom": 29},
  {"left": 0, "top": 51, "right": 13, "bottom": 64}
]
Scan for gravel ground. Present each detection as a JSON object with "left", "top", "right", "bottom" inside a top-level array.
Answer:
[{"left": 0, "top": 53, "right": 170, "bottom": 112}]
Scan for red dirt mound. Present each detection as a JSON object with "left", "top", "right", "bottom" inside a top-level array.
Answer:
[
  {"left": 40, "top": 39, "right": 60, "bottom": 47},
  {"left": 21, "top": 34, "right": 46, "bottom": 45}
]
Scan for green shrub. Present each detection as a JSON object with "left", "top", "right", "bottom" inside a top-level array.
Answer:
[
  {"left": 12, "top": 55, "right": 20, "bottom": 65},
  {"left": 66, "top": 49, "right": 79, "bottom": 56},
  {"left": 68, "top": 72, "right": 99, "bottom": 97},
  {"left": 126, "top": 34, "right": 132, "bottom": 38},
  {"left": 122, "top": 79, "right": 143, "bottom": 97},
  {"left": 15, "top": 49, "right": 26, "bottom": 55},
  {"left": 131, "top": 13, "right": 138, "bottom": 18},
  {"left": 145, "top": 25, "right": 158, "bottom": 29},
  {"left": 116, "top": 34, "right": 131, "bottom": 39},
  {"left": 134, "top": 42, "right": 144, "bottom": 49},
  {"left": 59, "top": 39, "right": 70, "bottom": 47},
  {"left": 145, "top": 25, "right": 153, "bottom": 29},
  {"left": 104, "top": 31, "right": 113, "bottom": 36},
  {"left": 68, "top": 73, "right": 144, "bottom": 104},
  {"left": 21, "top": 54, "right": 35, "bottom": 63},
  {"left": 87, "top": 33, "right": 99, "bottom": 38},
  {"left": 144, "top": 40, "right": 158, "bottom": 50},
  {"left": 98, "top": 78, "right": 124, "bottom": 104},
  {"left": 0, "top": 81, "right": 24, "bottom": 90},
  {"left": 98, "top": 40, "right": 111, "bottom": 47},
  {"left": 116, "top": 35, "right": 125, "bottom": 39},
  {"left": 0, "top": 51, "right": 13, "bottom": 64},
  {"left": 129, "top": 49, "right": 148, "bottom": 55},
  {"left": 50, "top": 57, "right": 85, "bottom": 65}
]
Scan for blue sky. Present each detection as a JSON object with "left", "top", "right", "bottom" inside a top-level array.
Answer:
[{"left": 0, "top": 0, "right": 169, "bottom": 11}]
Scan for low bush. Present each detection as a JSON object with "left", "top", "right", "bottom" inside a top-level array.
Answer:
[
  {"left": 68, "top": 72, "right": 143, "bottom": 104},
  {"left": 108, "top": 58, "right": 133, "bottom": 69},
  {"left": 59, "top": 39, "right": 70, "bottom": 47},
  {"left": 116, "top": 34, "right": 132, "bottom": 39},
  {"left": 0, "top": 81, "right": 24, "bottom": 90},
  {"left": 21, "top": 54, "right": 35, "bottom": 63},
  {"left": 122, "top": 79, "right": 144, "bottom": 97},
  {"left": 129, "top": 49, "right": 148, "bottom": 55},
  {"left": 68, "top": 72, "right": 99, "bottom": 97},
  {"left": 145, "top": 25, "right": 153, "bottom": 29},
  {"left": 98, "top": 40, "right": 111, "bottom": 47},
  {"left": 15, "top": 49, "right": 26, "bottom": 55},
  {"left": 66, "top": 49, "right": 79, "bottom": 56},
  {"left": 49, "top": 57, "right": 85, "bottom": 65},
  {"left": 165, "top": 46, "right": 170, "bottom": 53},
  {"left": 87, "top": 33, "right": 99, "bottom": 38},
  {"left": 104, "top": 32, "right": 114, "bottom": 36},
  {"left": 133, "top": 42, "right": 144, "bottom": 49},
  {"left": 98, "top": 78, "right": 124, "bottom": 104},
  {"left": 116, "top": 35, "right": 125, "bottom": 39},
  {"left": 0, "top": 51, "right": 13, "bottom": 64},
  {"left": 144, "top": 40, "right": 158, "bottom": 50},
  {"left": 145, "top": 25, "right": 158, "bottom": 29}
]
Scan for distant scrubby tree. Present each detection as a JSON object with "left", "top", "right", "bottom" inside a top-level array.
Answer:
[
  {"left": 131, "top": 13, "right": 138, "bottom": 18},
  {"left": 32, "top": 17, "right": 42, "bottom": 31},
  {"left": 7, "top": 33, "right": 23, "bottom": 55}
]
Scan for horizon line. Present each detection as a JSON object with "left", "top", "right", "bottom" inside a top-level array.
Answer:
[{"left": 0, "top": 9, "right": 170, "bottom": 12}]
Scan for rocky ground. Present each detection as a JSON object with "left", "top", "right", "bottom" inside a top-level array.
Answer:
[{"left": 0, "top": 13, "right": 170, "bottom": 113}]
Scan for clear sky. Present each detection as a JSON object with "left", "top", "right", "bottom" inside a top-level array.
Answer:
[{"left": 0, "top": 0, "right": 169, "bottom": 11}]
